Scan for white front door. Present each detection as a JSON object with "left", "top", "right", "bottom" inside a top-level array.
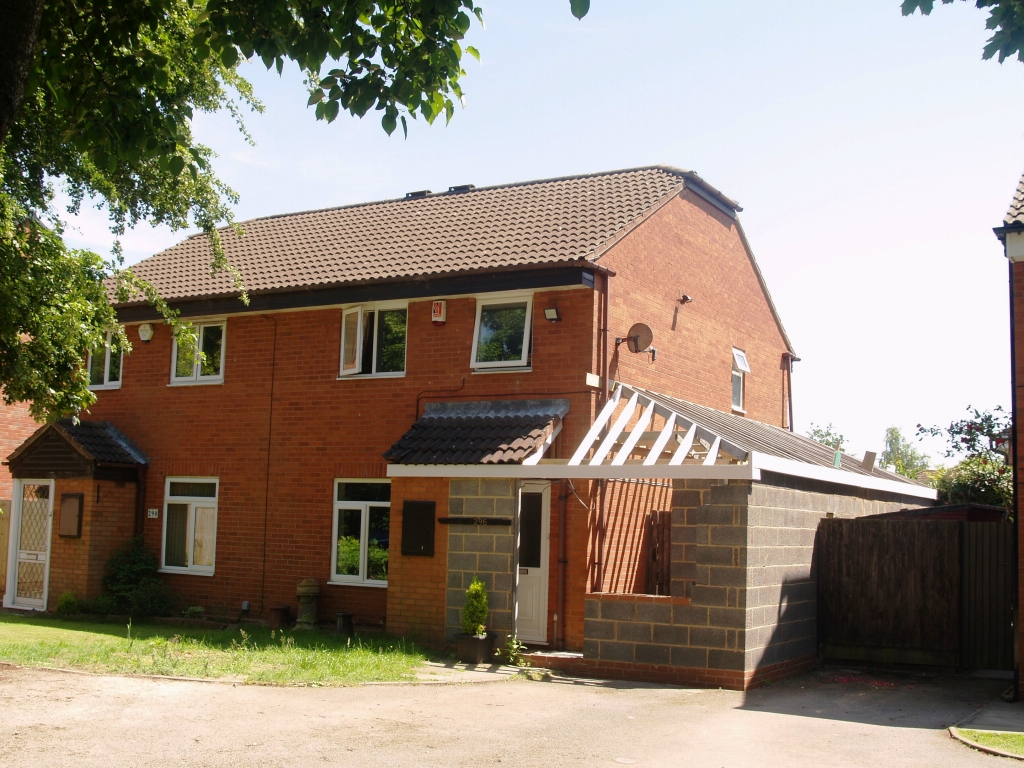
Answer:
[
  {"left": 515, "top": 482, "right": 550, "bottom": 644},
  {"left": 4, "top": 480, "right": 54, "bottom": 611}
]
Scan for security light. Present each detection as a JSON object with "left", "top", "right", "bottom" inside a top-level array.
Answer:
[{"left": 544, "top": 307, "right": 561, "bottom": 322}]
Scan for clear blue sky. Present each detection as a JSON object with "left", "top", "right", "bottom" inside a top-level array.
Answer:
[{"left": 61, "top": 0, "right": 1024, "bottom": 463}]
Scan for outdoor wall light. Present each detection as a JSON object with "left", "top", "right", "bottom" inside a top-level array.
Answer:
[
  {"left": 137, "top": 323, "right": 154, "bottom": 342},
  {"left": 544, "top": 307, "right": 561, "bottom": 322}
]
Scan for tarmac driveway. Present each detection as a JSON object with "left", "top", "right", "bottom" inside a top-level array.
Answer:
[{"left": 0, "top": 663, "right": 1009, "bottom": 767}]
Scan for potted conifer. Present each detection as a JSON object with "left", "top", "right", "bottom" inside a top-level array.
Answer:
[{"left": 456, "top": 577, "right": 495, "bottom": 664}]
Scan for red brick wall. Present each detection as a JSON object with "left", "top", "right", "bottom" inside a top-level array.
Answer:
[
  {"left": 599, "top": 190, "right": 792, "bottom": 426},
  {"left": 87, "top": 289, "right": 598, "bottom": 622},
  {"left": 385, "top": 476, "right": 449, "bottom": 645},
  {"left": 1014, "top": 260, "right": 1024, "bottom": 697},
  {"left": 47, "top": 478, "right": 136, "bottom": 606},
  {"left": 598, "top": 480, "right": 672, "bottom": 595},
  {"left": 0, "top": 402, "right": 40, "bottom": 500}
]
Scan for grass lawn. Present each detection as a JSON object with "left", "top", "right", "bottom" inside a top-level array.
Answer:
[
  {"left": 0, "top": 613, "right": 428, "bottom": 685},
  {"left": 958, "top": 729, "right": 1024, "bottom": 756}
]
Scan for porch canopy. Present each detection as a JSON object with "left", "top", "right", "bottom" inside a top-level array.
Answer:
[{"left": 387, "top": 384, "right": 936, "bottom": 501}]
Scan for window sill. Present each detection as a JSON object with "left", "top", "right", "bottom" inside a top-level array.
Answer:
[
  {"left": 327, "top": 580, "right": 388, "bottom": 588},
  {"left": 168, "top": 379, "right": 224, "bottom": 387},
  {"left": 88, "top": 384, "right": 122, "bottom": 391},
  {"left": 731, "top": 407, "right": 747, "bottom": 415},
  {"left": 336, "top": 372, "right": 406, "bottom": 381},
  {"left": 159, "top": 568, "right": 216, "bottom": 577},
  {"left": 471, "top": 367, "right": 532, "bottom": 375}
]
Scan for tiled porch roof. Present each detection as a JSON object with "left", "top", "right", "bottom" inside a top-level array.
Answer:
[{"left": 384, "top": 399, "right": 570, "bottom": 465}]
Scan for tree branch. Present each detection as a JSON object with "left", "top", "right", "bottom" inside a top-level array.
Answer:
[{"left": 0, "top": 0, "right": 44, "bottom": 146}]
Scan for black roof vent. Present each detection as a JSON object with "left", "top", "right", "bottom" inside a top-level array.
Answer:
[
  {"left": 448, "top": 184, "right": 476, "bottom": 193},
  {"left": 404, "top": 190, "right": 431, "bottom": 199}
]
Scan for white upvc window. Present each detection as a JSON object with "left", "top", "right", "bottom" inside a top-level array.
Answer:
[
  {"left": 171, "top": 321, "right": 225, "bottom": 385},
  {"left": 470, "top": 293, "right": 534, "bottom": 369},
  {"left": 87, "top": 331, "right": 122, "bottom": 390},
  {"left": 161, "top": 477, "right": 218, "bottom": 576},
  {"left": 330, "top": 479, "right": 390, "bottom": 586},
  {"left": 339, "top": 302, "right": 408, "bottom": 377},
  {"left": 732, "top": 347, "right": 750, "bottom": 412}
]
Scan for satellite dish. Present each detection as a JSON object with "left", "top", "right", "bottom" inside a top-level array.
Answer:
[{"left": 626, "top": 323, "right": 654, "bottom": 353}]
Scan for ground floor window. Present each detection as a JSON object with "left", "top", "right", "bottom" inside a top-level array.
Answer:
[
  {"left": 162, "top": 477, "right": 218, "bottom": 575},
  {"left": 332, "top": 479, "right": 390, "bottom": 586}
]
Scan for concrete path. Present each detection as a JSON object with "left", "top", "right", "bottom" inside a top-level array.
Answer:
[
  {"left": 960, "top": 698, "right": 1024, "bottom": 734},
  {"left": 0, "top": 664, "right": 1008, "bottom": 767}
]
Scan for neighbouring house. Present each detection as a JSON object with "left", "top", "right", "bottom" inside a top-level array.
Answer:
[
  {"left": 2, "top": 166, "right": 934, "bottom": 688},
  {"left": 993, "top": 173, "right": 1024, "bottom": 697}
]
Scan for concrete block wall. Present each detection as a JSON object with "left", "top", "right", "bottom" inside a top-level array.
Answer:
[
  {"left": 444, "top": 478, "right": 516, "bottom": 645},
  {"left": 743, "top": 474, "right": 915, "bottom": 675}
]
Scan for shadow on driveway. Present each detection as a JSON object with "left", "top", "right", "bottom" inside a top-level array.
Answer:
[{"left": 738, "top": 663, "right": 1008, "bottom": 730}]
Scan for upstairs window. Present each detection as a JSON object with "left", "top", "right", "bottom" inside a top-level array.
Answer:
[
  {"left": 161, "top": 478, "right": 218, "bottom": 575},
  {"left": 339, "top": 304, "right": 407, "bottom": 377},
  {"left": 87, "top": 332, "right": 122, "bottom": 390},
  {"left": 471, "top": 294, "right": 533, "bottom": 369},
  {"left": 172, "top": 321, "right": 225, "bottom": 384},
  {"left": 732, "top": 347, "right": 750, "bottom": 412}
]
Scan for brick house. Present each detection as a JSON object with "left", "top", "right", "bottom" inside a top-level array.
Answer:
[{"left": 2, "top": 166, "right": 933, "bottom": 688}]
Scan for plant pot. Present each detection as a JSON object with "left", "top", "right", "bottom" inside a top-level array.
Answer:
[{"left": 457, "top": 632, "right": 495, "bottom": 664}]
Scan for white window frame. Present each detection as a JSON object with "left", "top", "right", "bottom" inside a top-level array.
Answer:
[
  {"left": 470, "top": 292, "right": 534, "bottom": 370},
  {"left": 731, "top": 347, "right": 749, "bottom": 413},
  {"left": 170, "top": 320, "right": 226, "bottom": 386},
  {"left": 330, "top": 478, "right": 390, "bottom": 587},
  {"left": 338, "top": 301, "right": 408, "bottom": 378},
  {"left": 160, "top": 477, "right": 219, "bottom": 576},
  {"left": 87, "top": 331, "right": 123, "bottom": 390}
]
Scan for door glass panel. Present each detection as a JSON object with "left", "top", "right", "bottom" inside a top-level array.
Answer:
[
  {"left": 519, "top": 492, "right": 542, "bottom": 569},
  {"left": 335, "top": 508, "right": 362, "bottom": 577},
  {"left": 89, "top": 349, "right": 106, "bottom": 385},
  {"left": 16, "top": 561, "right": 45, "bottom": 600},
  {"left": 168, "top": 481, "right": 217, "bottom": 498},
  {"left": 367, "top": 506, "right": 390, "bottom": 581},
  {"left": 192, "top": 506, "right": 216, "bottom": 567},
  {"left": 199, "top": 325, "right": 223, "bottom": 377},
  {"left": 476, "top": 303, "right": 527, "bottom": 363},
  {"left": 375, "top": 309, "right": 407, "bottom": 373},
  {"left": 164, "top": 503, "right": 188, "bottom": 567},
  {"left": 19, "top": 484, "right": 50, "bottom": 553}
]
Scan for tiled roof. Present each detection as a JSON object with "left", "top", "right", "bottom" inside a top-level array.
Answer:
[
  {"left": 384, "top": 399, "right": 570, "bottom": 465},
  {"left": 1006, "top": 172, "right": 1024, "bottom": 226},
  {"left": 120, "top": 166, "right": 739, "bottom": 304},
  {"left": 54, "top": 420, "right": 148, "bottom": 465}
]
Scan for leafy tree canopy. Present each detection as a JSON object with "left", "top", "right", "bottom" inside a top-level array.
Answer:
[
  {"left": 902, "top": 1, "right": 1024, "bottom": 62},
  {"left": 917, "top": 405, "right": 1010, "bottom": 458},
  {"left": 807, "top": 422, "right": 847, "bottom": 453},
  {"left": 880, "top": 426, "right": 930, "bottom": 479},
  {"left": 932, "top": 454, "right": 1012, "bottom": 509},
  {"left": 0, "top": 0, "right": 489, "bottom": 421}
]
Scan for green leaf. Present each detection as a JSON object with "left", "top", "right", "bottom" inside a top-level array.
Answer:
[
  {"left": 220, "top": 46, "right": 238, "bottom": 68},
  {"left": 169, "top": 155, "right": 185, "bottom": 176},
  {"left": 570, "top": 0, "right": 590, "bottom": 20},
  {"left": 466, "top": 46, "right": 480, "bottom": 62},
  {"left": 307, "top": 90, "right": 325, "bottom": 106},
  {"left": 400, "top": 115, "right": 408, "bottom": 138},
  {"left": 382, "top": 112, "right": 397, "bottom": 135},
  {"left": 324, "top": 99, "right": 340, "bottom": 123}
]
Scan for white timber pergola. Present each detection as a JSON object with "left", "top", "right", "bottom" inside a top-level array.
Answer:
[{"left": 388, "top": 383, "right": 937, "bottom": 501}]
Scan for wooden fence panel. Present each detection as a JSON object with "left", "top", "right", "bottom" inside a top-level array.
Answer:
[
  {"left": 960, "top": 522, "right": 1014, "bottom": 670},
  {"left": 818, "top": 519, "right": 960, "bottom": 666}
]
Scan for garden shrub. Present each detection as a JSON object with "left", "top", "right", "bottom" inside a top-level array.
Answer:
[
  {"left": 79, "top": 593, "right": 119, "bottom": 615},
  {"left": 103, "top": 536, "right": 172, "bottom": 618},
  {"left": 933, "top": 454, "right": 1012, "bottom": 510},
  {"left": 54, "top": 592, "right": 78, "bottom": 616},
  {"left": 461, "top": 577, "right": 489, "bottom": 636},
  {"left": 182, "top": 605, "right": 206, "bottom": 619}
]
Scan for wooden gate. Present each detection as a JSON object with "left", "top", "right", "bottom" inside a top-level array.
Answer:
[{"left": 818, "top": 518, "right": 1014, "bottom": 670}]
